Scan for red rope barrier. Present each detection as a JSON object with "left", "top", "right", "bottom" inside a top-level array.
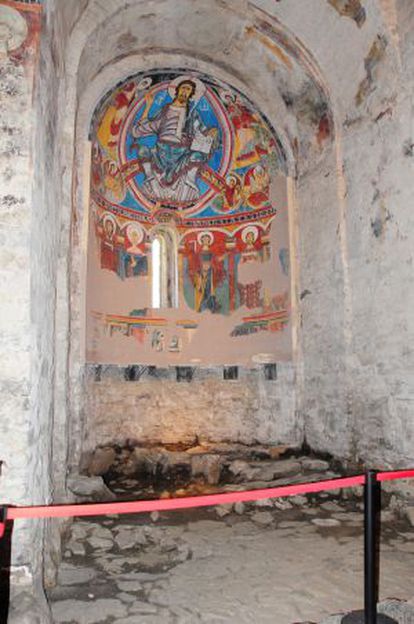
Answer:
[
  {"left": 0, "top": 469, "right": 413, "bottom": 531},
  {"left": 377, "top": 469, "right": 414, "bottom": 482}
]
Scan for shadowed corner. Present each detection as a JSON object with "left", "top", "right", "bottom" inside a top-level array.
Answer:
[{"left": 0, "top": 507, "right": 12, "bottom": 624}]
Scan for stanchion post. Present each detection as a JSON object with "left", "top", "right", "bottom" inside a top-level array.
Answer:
[
  {"left": 341, "top": 471, "right": 397, "bottom": 624},
  {"left": 0, "top": 506, "right": 11, "bottom": 623},
  {"left": 0, "top": 506, "right": 7, "bottom": 540},
  {"left": 365, "top": 470, "right": 379, "bottom": 622}
]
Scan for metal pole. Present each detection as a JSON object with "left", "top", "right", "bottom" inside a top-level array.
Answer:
[
  {"left": 341, "top": 471, "right": 397, "bottom": 624},
  {"left": 364, "top": 470, "right": 378, "bottom": 623},
  {"left": 0, "top": 506, "right": 11, "bottom": 623},
  {"left": 0, "top": 506, "right": 6, "bottom": 540}
]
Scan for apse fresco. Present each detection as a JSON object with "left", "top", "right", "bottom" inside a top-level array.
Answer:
[
  {"left": 86, "top": 70, "right": 292, "bottom": 365},
  {"left": 0, "top": 1, "right": 41, "bottom": 69}
]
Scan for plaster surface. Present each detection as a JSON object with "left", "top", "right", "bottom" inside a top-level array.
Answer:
[{"left": 1, "top": 2, "right": 414, "bottom": 618}]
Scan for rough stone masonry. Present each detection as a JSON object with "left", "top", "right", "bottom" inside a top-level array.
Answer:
[{"left": 1, "top": 1, "right": 414, "bottom": 623}]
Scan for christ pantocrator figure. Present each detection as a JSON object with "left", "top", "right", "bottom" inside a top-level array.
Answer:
[{"left": 132, "top": 79, "right": 218, "bottom": 206}]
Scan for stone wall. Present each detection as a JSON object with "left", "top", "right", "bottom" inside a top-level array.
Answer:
[
  {"left": 297, "top": 143, "right": 351, "bottom": 460},
  {"left": 0, "top": 0, "right": 48, "bottom": 605},
  {"left": 81, "top": 364, "right": 301, "bottom": 457},
  {"left": 0, "top": 1, "right": 75, "bottom": 619},
  {"left": 2, "top": 3, "right": 414, "bottom": 619},
  {"left": 299, "top": 0, "right": 414, "bottom": 470},
  {"left": 67, "top": 0, "right": 414, "bottom": 476}
]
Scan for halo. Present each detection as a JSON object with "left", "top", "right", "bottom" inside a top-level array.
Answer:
[
  {"left": 0, "top": 6, "right": 28, "bottom": 54},
  {"left": 102, "top": 213, "right": 117, "bottom": 231},
  {"left": 226, "top": 173, "right": 242, "bottom": 185},
  {"left": 241, "top": 225, "right": 259, "bottom": 243},
  {"left": 168, "top": 75, "right": 206, "bottom": 104},
  {"left": 137, "top": 77, "right": 152, "bottom": 92},
  {"left": 126, "top": 222, "right": 144, "bottom": 244},
  {"left": 253, "top": 163, "right": 266, "bottom": 175},
  {"left": 197, "top": 230, "right": 214, "bottom": 246},
  {"left": 219, "top": 89, "right": 236, "bottom": 104}
]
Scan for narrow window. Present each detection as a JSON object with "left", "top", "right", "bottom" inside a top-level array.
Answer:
[
  {"left": 151, "top": 229, "right": 178, "bottom": 308},
  {"left": 264, "top": 363, "right": 277, "bottom": 380},
  {"left": 223, "top": 366, "right": 238, "bottom": 380},
  {"left": 176, "top": 366, "right": 194, "bottom": 382},
  {"left": 152, "top": 237, "right": 161, "bottom": 308}
]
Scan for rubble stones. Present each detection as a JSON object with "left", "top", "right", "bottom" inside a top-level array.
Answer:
[
  {"left": 49, "top": 470, "right": 414, "bottom": 624},
  {"left": 234, "top": 501, "right": 245, "bottom": 514},
  {"left": 51, "top": 598, "right": 127, "bottom": 623},
  {"left": 300, "top": 458, "right": 330, "bottom": 472},
  {"left": 228, "top": 456, "right": 302, "bottom": 483},
  {"left": 268, "top": 445, "right": 290, "bottom": 459},
  {"left": 67, "top": 475, "right": 115, "bottom": 501},
  {"left": 271, "top": 458, "right": 303, "bottom": 476},
  {"left": 52, "top": 448, "right": 413, "bottom": 624},
  {"left": 405, "top": 506, "right": 414, "bottom": 527},
  {"left": 253, "top": 497, "right": 274, "bottom": 508},
  {"left": 66, "top": 540, "right": 86, "bottom": 556},
  {"left": 132, "top": 447, "right": 166, "bottom": 474},
  {"left": 191, "top": 453, "right": 222, "bottom": 484},
  {"left": 249, "top": 461, "right": 282, "bottom": 481},
  {"left": 117, "top": 593, "right": 136, "bottom": 603},
  {"left": 80, "top": 443, "right": 345, "bottom": 503},
  {"left": 291, "top": 495, "right": 308, "bottom": 506},
  {"left": 7, "top": 592, "right": 52, "bottom": 624},
  {"left": 311, "top": 518, "right": 341, "bottom": 527},
  {"left": 87, "top": 536, "right": 113, "bottom": 551},
  {"left": 250, "top": 511, "right": 274, "bottom": 525},
  {"left": 320, "top": 501, "right": 342, "bottom": 512},
  {"left": 378, "top": 599, "right": 414, "bottom": 621},
  {"left": 115, "top": 527, "right": 147, "bottom": 550},
  {"left": 323, "top": 600, "right": 414, "bottom": 624},
  {"left": 161, "top": 451, "right": 192, "bottom": 473},
  {"left": 87, "top": 447, "right": 116, "bottom": 476},
  {"left": 215, "top": 503, "right": 233, "bottom": 517},
  {"left": 228, "top": 459, "right": 258, "bottom": 481},
  {"left": 274, "top": 498, "right": 293, "bottom": 510},
  {"left": 128, "top": 601, "right": 159, "bottom": 614},
  {"left": 57, "top": 563, "right": 97, "bottom": 585},
  {"left": 116, "top": 580, "right": 143, "bottom": 592}
]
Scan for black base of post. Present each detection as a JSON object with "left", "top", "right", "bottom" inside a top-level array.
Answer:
[
  {"left": 340, "top": 472, "right": 398, "bottom": 624},
  {"left": 342, "top": 610, "right": 397, "bottom": 623},
  {"left": 0, "top": 510, "right": 12, "bottom": 624}
]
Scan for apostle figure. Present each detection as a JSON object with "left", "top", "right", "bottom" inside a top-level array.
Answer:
[
  {"left": 100, "top": 214, "right": 121, "bottom": 273},
  {"left": 190, "top": 231, "right": 226, "bottom": 313},
  {"left": 222, "top": 173, "right": 244, "bottom": 211},
  {"left": 243, "top": 164, "right": 270, "bottom": 207},
  {"left": 97, "top": 82, "right": 136, "bottom": 160},
  {"left": 240, "top": 226, "right": 261, "bottom": 263},
  {"left": 121, "top": 223, "right": 148, "bottom": 278}
]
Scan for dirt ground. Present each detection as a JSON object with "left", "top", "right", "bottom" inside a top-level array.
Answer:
[{"left": 48, "top": 486, "right": 414, "bottom": 624}]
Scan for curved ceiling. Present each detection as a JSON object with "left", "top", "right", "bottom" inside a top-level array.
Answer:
[{"left": 55, "top": 0, "right": 399, "bottom": 174}]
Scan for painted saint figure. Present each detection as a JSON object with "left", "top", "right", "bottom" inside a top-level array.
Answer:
[
  {"left": 240, "top": 226, "right": 261, "bottom": 263},
  {"left": 189, "top": 231, "right": 226, "bottom": 313},
  {"left": 121, "top": 223, "right": 148, "bottom": 278},
  {"left": 131, "top": 77, "right": 218, "bottom": 205},
  {"left": 100, "top": 214, "right": 121, "bottom": 273},
  {"left": 243, "top": 165, "right": 270, "bottom": 207}
]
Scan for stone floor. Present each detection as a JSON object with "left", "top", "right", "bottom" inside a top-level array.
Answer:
[{"left": 48, "top": 459, "right": 414, "bottom": 624}]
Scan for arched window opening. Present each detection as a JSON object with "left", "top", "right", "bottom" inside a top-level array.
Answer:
[
  {"left": 151, "top": 228, "right": 178, "bottom": 309},
  {"left": 151, "top": 238, "right": 161, "bottom": 308}
]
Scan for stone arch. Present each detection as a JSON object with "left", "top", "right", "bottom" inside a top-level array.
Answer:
[{"left": 59, "top": 17, "right": 339, "bottom": 473}]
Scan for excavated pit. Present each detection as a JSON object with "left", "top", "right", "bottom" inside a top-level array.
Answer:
[
  {"left": 51, "top": 447, "right": 414, "bottom": 624},
  {"left": 77, "top": 442, "right": 342, "bottom": 503}
]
